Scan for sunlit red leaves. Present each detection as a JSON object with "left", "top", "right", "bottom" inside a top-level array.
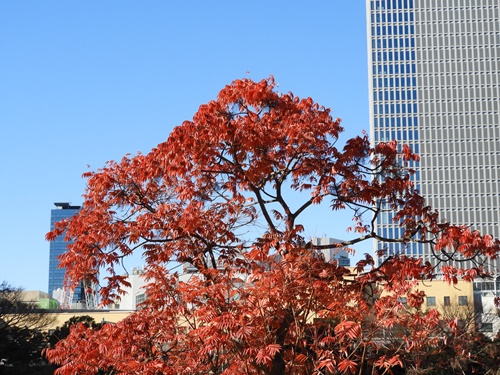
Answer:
[
  {"left": 255, "top": 344, "right": 282, "bottom": 366},
  {"left": 337, "top": 359, "right": 358, "bottom": 374},
  {"left": 354, "top": 253, "right": 374, "bottom": 273},
  {"left": 406, "top": 290, "right": 426, "bottom": 309},
  {"left": 436, "top": 225, "right": 500, "bottom": 260},
  {"left": 377, "top": 256, "right": 432, "bottom": 286},
  {"left": 163, "top": 76, "right": 344, "bottom": 200},
  {"left": 315, "top": 358, "right": 337, "bottom": 373},
  {"left": 334, "top": 321, "right": 361, "bottom": 340},
  {"left": 44, "top": 77, "right": 500, "bottom": 375},
  {"left": 46, "top": 312, "right": 179, "bottom": 375},
  {"left": 374, "top": 354, "right": 403, "bottom": 372}
]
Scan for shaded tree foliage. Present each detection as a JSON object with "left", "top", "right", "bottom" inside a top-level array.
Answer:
[
  {"left": 48, "top": 315, "right": 101, "bottom": 348},
  {"left": 45, "top": 78, "right": 499, "bottom": 374},
  {"left": 0, "top": 281, "right": 55, "bottom": 374}
]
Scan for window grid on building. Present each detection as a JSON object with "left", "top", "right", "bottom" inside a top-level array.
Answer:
[{"left": 367, "top": 0, "right": 500, "bottom": 274}]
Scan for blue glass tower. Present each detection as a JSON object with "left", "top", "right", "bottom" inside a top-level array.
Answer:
[
  {"left": 367, "top": 0, "right": 421, "bottom": 264},
  {"left": 48, "top": 202, "right": 84, "bottom": 301}
]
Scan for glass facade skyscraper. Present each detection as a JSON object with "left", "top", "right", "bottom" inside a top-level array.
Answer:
[
  {"left": 367, "top": 1, "right": 500, "bottom": 272},
  {"left": 48, "top": 202, "right": 84, "bottom": 300}
]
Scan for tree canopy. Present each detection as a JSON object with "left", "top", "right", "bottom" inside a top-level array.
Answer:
[
  {"left": 0, "top": 282, "right": 55, "bottom": 373},
  {"left": 45, "top": 77, "right": 499, "bottom": 374}
]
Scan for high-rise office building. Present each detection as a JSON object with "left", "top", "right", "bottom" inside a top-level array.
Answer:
[
  {"left": 48, "top": 202, "right": 84, "bottom": 301},
  {"left": 367, "top": 1, "right": 500, "bottom": 273}
]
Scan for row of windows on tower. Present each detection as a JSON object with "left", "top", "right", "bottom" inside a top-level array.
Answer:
[
  {"left": 370, "top": 0, "right": 414, "bottom": 10},
  {"left": 374, "top": 63, "right": 417, "bottom": 75},
  {"left": 376, "top": 242, "right": 424, "bottom": 257},
  {"left": 377, "top": 226, "right": 411, "bottom": 240},
  {"left": 373, "top": 76, "right": 417, "bottom": 88},
  {"left": 370, "top": 11, "right": 414, "bottom": 23},
  {"left": 372, "top": 25, "right": 416, "bottom": 37},
  {"left": 374, "top": 116, "right": 419, "bottom": 128},
  {"left": 423, "top": 127, "right": 500, "bottom": 144},
  {"left": 373, "top": 51, "right": 416, "bottom": 62},
  {"left": 425, "top": 195, "right": 500, "bottom": 213},
  {"left": 378, "top": 211, "right": 397, "bottom": 225},
  {"left": 374, "top": 89, "right": 417, "bottom": 101},
  {"left": 374, "top": 103, "right": 418, "bottom": 115},
  {"left": 376, "top": 135, "right": 420, "bottom": 155},
  {"left": 417, "top": 19, "right": 498, "bottom": 35},
  {"left": 372, "top": 37, "right": 416, "bottom": 49},
  {"left": 374, "top": 129, "right": 419, "bottom": 142}
]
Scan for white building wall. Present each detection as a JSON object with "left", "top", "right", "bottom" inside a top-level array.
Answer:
[{"left": 114, "top": 268, "right": 148, "bottom": 310}]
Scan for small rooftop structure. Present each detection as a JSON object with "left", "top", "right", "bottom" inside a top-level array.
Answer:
[{"left": 54, "top": 202, "right": 81, "bottom": 210}]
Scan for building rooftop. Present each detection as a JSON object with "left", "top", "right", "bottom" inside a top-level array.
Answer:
[{"left": 54, "top": 202, "right": 81, "bottom": 210}]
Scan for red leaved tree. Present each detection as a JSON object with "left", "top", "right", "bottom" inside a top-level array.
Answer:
[{"left": 45, "top": 77, "right": 499, "bottom": 374}]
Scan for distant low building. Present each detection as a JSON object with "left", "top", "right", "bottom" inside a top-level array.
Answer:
[
  {"left": 473, "top": 279, "right": 500, "bottom": 339},
  {"left": 20, "top": 290, "right": 59, "bottom": 309},
  {"left": 108, "top": 267, "right": 148, "bottom": 310},
  {"left": 45, "top": 310, "right": 133, "bottom": 331},
  {"left": 311, "top": 237, "right": 351, "bottom": 266},
  {"left": 109, "top": 238, "right": 350, "bottom": 312}
]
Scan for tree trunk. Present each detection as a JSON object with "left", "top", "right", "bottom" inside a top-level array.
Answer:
[{"left": 269, "top": 309, "right": 293, "bottom": 375}]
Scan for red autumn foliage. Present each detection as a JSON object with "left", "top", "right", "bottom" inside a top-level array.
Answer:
[{"left": 44, "top": 77, "right": 499, "bottom": 374}]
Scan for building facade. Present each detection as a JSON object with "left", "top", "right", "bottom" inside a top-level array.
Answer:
[
  {"left": 366, "top": 0, "right": 500, "bottom": 273},
  {"left": 311, "top": 237, "right": 351, "bottom": 267},
  {"left": 108, "top": 267, "right": 149, "bottom": 311},
  {"left": 48, "top": 202, "right": 83, "bottom": 302}
]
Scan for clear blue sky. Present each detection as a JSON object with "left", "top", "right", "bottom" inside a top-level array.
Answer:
[{"left": 0, "top": 2, "right": 370, "bottom": 292}]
